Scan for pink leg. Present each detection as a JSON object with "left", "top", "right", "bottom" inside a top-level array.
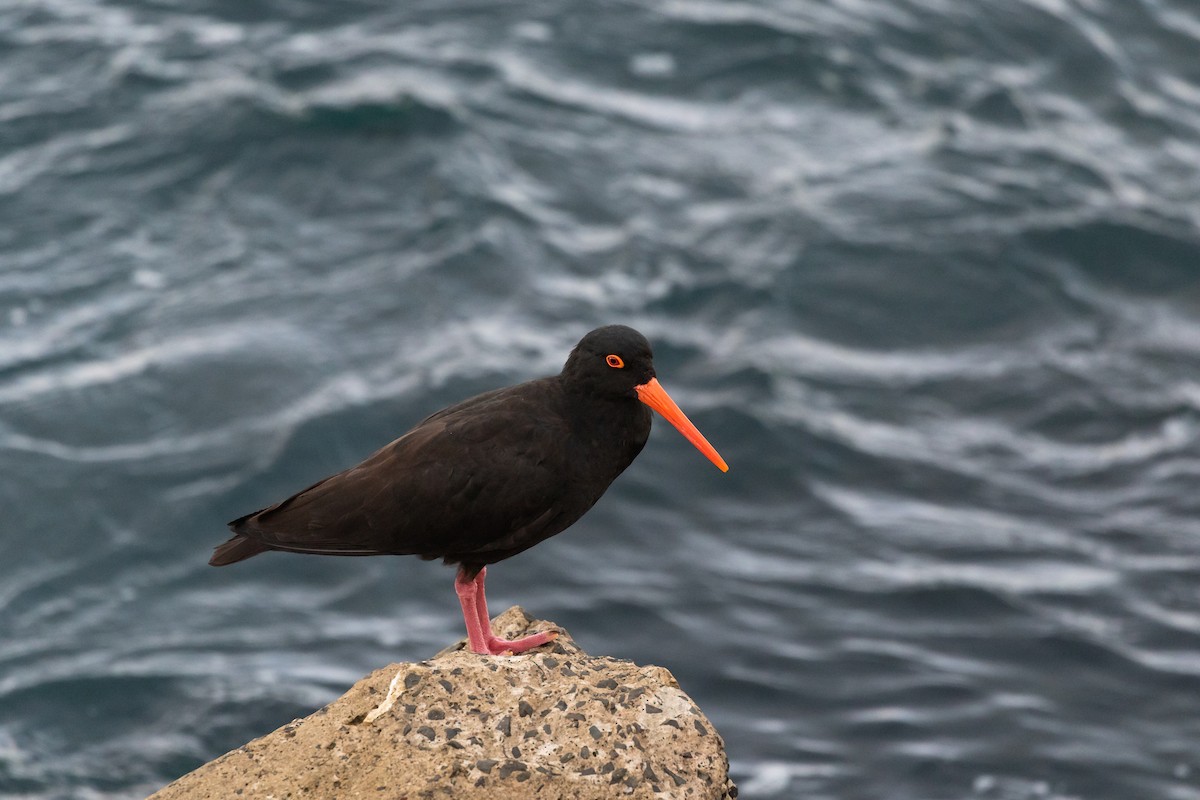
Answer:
[
  {"left": 453, "top": 567, "right": 491, "bottom": 654},
  {"left": 454, "top": 566, "right": 557, "bottom": 656}
]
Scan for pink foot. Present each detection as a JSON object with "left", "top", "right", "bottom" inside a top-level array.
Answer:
[
  {"left": 479, "top": 630, "right": 558, "bottom": 656},
  {"left": 454, "top": 566, "right": 558, "bottom": 656}
]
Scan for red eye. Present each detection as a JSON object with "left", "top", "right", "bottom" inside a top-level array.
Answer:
[{"left": 606, "top": 354, "right": 625, "bottom": 369}]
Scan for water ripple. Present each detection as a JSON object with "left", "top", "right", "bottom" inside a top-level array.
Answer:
[{"left": 4, "top": 0, "right": 1200, "bottom": 798}]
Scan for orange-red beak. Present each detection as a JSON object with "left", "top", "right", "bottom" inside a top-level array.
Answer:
[{"left": 635, "top": 378, "right": 729, "bottom": 472}]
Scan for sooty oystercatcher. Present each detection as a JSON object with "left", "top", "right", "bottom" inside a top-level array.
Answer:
[{"left": 210, "top": 325, "right": 727, "bottom": 655}]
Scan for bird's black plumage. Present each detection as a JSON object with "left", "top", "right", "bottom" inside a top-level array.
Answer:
[
  {"left": 212, "top": 325, "right": 657, "bottom": 576},
  {"left": 212, "top": 324, "right": 727, "bottom": 655}
]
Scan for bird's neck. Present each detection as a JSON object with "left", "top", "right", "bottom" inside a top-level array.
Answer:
[{"left": 558, "top": 380, "right": 651, "bottom": 482}]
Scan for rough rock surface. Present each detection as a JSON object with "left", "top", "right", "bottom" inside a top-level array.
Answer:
[{"left": 149, "top": 606, "right": 736, "bottom": 799}]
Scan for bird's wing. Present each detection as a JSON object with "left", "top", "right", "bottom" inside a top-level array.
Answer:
[{"left": 230, "top": 381, "right": 573, "bottom": 558}]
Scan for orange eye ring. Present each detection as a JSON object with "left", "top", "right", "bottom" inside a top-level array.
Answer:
[{"left": 605, "top": 354, "right": 625, "bottom": 369}]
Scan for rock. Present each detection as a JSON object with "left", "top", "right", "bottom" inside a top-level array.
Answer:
[{"left": 149, "top": 606, "right": 736, "bottom": 799}]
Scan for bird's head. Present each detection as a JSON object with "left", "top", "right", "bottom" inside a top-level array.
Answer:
[
  {"left": 563, "top": 325, "right": 728, "bottom": 472},
  {"left": 564, "top": 324, "right": 656, "bottom": 396}
]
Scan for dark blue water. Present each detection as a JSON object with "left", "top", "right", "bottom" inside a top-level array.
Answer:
[{"left": 4, "top": 1, "right": 1200, "bottom": 798}]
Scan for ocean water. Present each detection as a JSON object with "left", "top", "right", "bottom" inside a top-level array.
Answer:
[{"left": 3, "top": 1, "right": 1200, "bottom": 798}]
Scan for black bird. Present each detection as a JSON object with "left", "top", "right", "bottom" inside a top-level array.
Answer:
[{"left": 211, "top": 325, "right": 727, "bottom": 655}]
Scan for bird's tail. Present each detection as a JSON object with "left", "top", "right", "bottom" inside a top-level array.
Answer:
[{"left": 209, "top": 534, "right": 269, "bottom": 566}]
